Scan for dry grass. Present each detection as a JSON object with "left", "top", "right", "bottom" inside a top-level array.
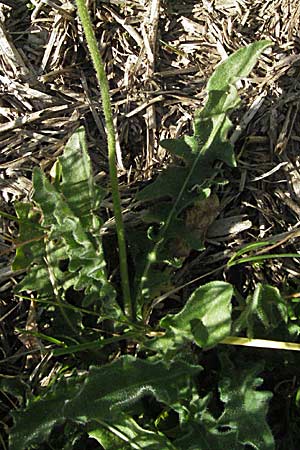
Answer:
[{"left": 1, "top": 0, "right": 300, "bottom": 370}]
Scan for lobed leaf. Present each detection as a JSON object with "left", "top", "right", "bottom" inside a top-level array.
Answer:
[
  {"left": 207, "top": 40, "right": 272, "bottom": 91},
  {"left": 12, "top": 127, "right": 122, "bottom": 336},
  {"left": 59, "top": 127, "right": 105, "bottom": 231},
  {"left": 133, "top": 41, "right": 272, "bottom": 312},
  {"left": 10, "top": 373, "right": 83, "bottom": 450},
  {"left": 217, "top": 355, "right": 274, "bottom": 449},
  {"left": 12, "top": 202, "right": 44, "bottom": 271},
  {"left": 32, "top": 167, "right": 115, "bottom": 306},
  {"left": 175, "top": 357, "right": 274, "bottom": 450},
  {"left": 9, "top": 356, "right": 201, "bottom": 450}
]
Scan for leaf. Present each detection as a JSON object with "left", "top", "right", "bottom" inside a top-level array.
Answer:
[
  {"left": 12, "top": 127, "right": 121, "bottom": 320},
  {"left": 140, "top": 40, "right": 272, "bottom": 202},
  {"left": 16, "top": 263, "right": 54, "bottom": 296},
  {"left": 0, "top": 375, "right": 28, "bottom": 403},
  {"left": 32, "top": 167, "right": 115, "bottom": 306},
  {"left": 10, "top": 372, "right": 83, "bottom": 450},
  {"left": 12, "top": 202, "right": 44, "bottom": 271},
  {"left": 88, "top": 417, "right": 177, "bottom": 449},
  {"left": 128, "top": 228, "right": 176, "bottom": 310},
  {"left": 59, "top": 127, "right": 105, "bottom": 230},
  {"left": 63, "top": 357, "right": 200, "bottom": 420},
  {"left": 233, "top": 283, "right": 288, "bottom": 338},
  {"left": 207, "top": 40, "right": 272, "bottom": 91},
  {"left": 133, "top": 41, "right": 272, "bottom": 312},
  {"left": 216, "top": 355, "right": 274, "bottom": 449},
  {"left": 174, "top": 356, "right": 274, "bottom": 450},
  {"left": 152, "top": 281, "right": 233, "bottom": 355},
  {"left": 9, "top": 356, "right": 201, "bottom": 450}
]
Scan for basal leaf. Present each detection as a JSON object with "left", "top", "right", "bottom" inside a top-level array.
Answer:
[
  {"left": 21, "top": 130, "right": 115, "bottom": 303},
  {"left": 133, "top": 41, "right": 272, "bottom": 313},
  {"left": 88, "top": 416, "right": 177, "bottom": 449},
  {"left": 233, "top": 283, "right": 288, "bottom": 338},
  {"left": 32, "top": 166, "right": 115, "bottom": 306},
  {"left": 12, "top": 202, "right": 44, "bottom": 271},
  {"left": 59, "top": 126, "right": 105, "bottom": 231},
  {"left": 207, "top": 40, "right": 272, "bottom": 90},
  {"left": 217, "top": 355, "right": 274, "bottom": 449},
  {"left": 139, "top": 40, "right": 272, "bottom": 203},
  {"left": 63, "top": 356, "right": 200, "bottom": 420},
  {"left": 174, "top": 356, "right": 274, "bottom": 450},
  {"left": 12, "top": 127, "right": 123, "bottom": 341},
  {"left": 152, "top": 281, "right": 233, "bottom": 355},
  {"left": 10, "top": 372, "right": 83, "bottom": 450},
  {"left": 10, "top": 356, "right": 200, "bottom": 450},
  {"left": 0, "top": 375, "right": 28, "bottom": 403},
  {"left": 16, "top": 263, "right": 53, "bottom": 296}
]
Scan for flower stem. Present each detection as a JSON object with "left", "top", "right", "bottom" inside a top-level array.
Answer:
[{"left": 75, "top": 0, "right": 133, "bottom": 319}]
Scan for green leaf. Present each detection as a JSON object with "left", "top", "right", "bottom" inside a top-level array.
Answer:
[
  {"left": 217, "top": 355, "right": 274, "bottom": 449},
  {"left": 59, "top": 127, "right": 105, "bottom": 231},
  {"left": 139, "top": 40, "right": 272, "bottom": 204},
  {"left": 152, "top": 281, "right": 233, "bottom": 355},
  {"left": 128, "top": 228, "right": 176, "bottom": 309},
  {"left": 0, "top": 375, "right": 28, "bottom": 403},
  {"left": 12, "top": 202, "right": 44, "bottom": 271},
  {"left": 175, "top": 356, "right": 274, "bottom": 450},
  {"left": 207, "top": 40, "right": 272, "bottom": 90},
  {"left": 88, "top": 417, "right": 177, "bottom": 449},
  {"left": 10, "top": 356, "right": 201, "bottom": 450},
  {"left": 13, "top": 127, "right": 121, "bottom": 321},
  {"left": 32, "top": 167, "right": 115, "bottom": 305},
  {"left": 63, "top": 357, "right": 200, "bottom": 420},
  {"left": 16, "top": 263, "right": 53, "bottom": 296},
  {"left": 10, "top": 372, "right": 83, "bottom": 450},
  {"left": 233, "top": 283, "right": 288, "bottom": 338},
  {"left": 133, "top": 41, "right": 272, "bottom": 312}
]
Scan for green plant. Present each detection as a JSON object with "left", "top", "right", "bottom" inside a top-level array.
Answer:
[{"left": 6, "top": 5, "right": 290, "bottom": 448}]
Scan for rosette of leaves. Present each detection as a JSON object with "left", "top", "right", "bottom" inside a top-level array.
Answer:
[{"left": 8, "top": 40, "right": 276, "bottom": 450}]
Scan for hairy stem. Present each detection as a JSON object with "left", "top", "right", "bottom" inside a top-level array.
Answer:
[{"left": 75, "top": 0, "right": 133, "bottom": 319}]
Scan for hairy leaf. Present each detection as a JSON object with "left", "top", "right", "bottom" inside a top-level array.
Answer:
[
  {"left": 10, "top": 372, "right": 83, "bottom": 450},
  {"left": 12, "top": 202, "right": 44, "bottom": 271},
  {"left": 12, "top": 127, "right": 122, "bottom": 335},
  {"left": 9, "top": 356, "right": 200, "bottom": 450},
  {"left": 88, "top": 416, "right": 177, "bottom": 449},
  {"left": 233, "top": 283, "right": 288, "bottom": 338},
  {"left": 133, "top": 41, "right": 272, "bottom": 312},
  {"left": 32, "top": 167, "right": 114, "bottom": 306},
  {"left": 217, "top": 355, "right": 274, "bottom": 449},
  {"left": 175, "top": 357, "right": 274, "bottom": 450},
  {"left": 151, "top": 281, "right": 233, "bottom": 355},
  {"left": 59, "top": 127, "right": 104, "bottom": 230}
]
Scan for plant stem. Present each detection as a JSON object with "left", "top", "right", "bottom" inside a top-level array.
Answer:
[{"left": 75, "top": 0, "right": 133, "bottom": 319}]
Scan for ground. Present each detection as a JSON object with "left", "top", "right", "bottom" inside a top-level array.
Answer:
[{"left": 1, "top": 1, "right": 300, "bottom": 449}]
